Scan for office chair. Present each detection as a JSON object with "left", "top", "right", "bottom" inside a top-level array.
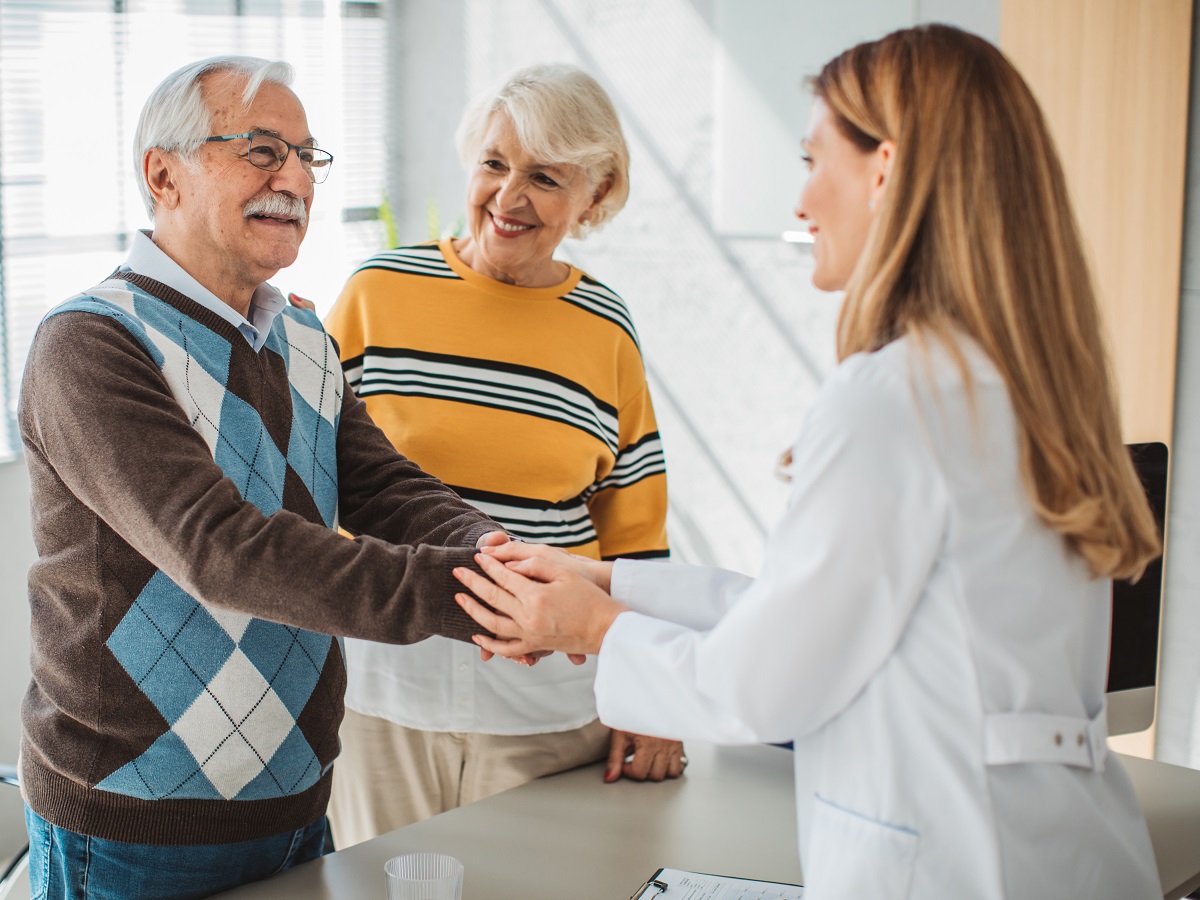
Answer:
[{"left": 0, "top": 764, "right": 28, "bottom": 900}]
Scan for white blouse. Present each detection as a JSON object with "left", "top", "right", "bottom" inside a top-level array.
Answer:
[
  {"left": 343, "top": 637, "right": 599, "bottom": 736},
  {"left": 595, "top": 335, "right": 1159, "bottom": 899}
]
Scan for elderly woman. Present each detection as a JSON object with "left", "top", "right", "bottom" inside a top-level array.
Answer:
[{"left": 321, "top": 63, "right": 683, "bottom": 847}]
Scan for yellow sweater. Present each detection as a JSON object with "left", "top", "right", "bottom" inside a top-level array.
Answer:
[{"left": 326, "top": 239, "right": 668, "bottom": 561}]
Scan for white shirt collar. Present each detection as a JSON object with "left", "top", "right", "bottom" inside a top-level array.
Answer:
[{"left": 124, "top": 229, "right": 287, "bottom": 351}]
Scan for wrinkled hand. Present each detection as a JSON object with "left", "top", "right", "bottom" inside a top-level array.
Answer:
[
  {"left": 454, "top": 551, "right": 627, "bottom": 658},
  {"left": 605, "top": 731, "right": 688, "bottom": 783},
  {"left": 287, "top": 292, "right": 317, "bottom": 311}
]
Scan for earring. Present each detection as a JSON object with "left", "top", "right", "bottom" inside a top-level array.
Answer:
[
  {"left": 579, "top": 218, "right": 592, "bottom": 237},
  {"left": 868, "top": 198, "right": 876, "bottom": 210}
]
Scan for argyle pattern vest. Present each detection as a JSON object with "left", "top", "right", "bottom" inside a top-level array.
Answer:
[{"left": 45, "top": 272, "right": 346, "bottom": 802}]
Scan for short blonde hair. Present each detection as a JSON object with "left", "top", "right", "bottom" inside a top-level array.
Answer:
[
  {"left": 455, "top": 63, "right": 630, "bottom": 238},
  {"left": 816, "top": 24, "right": 1159, "bottom": 580}
]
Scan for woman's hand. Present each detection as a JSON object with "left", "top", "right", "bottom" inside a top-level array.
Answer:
[
  {"left": 480, "top": 541, "right": 613, "bottom": 592},
  {"left": 605, "top": 731, "right": 688, "bottom": 783},
  {"left": 453, "top": 551, "right": 628, "bottom": 658},
  {"left": 287, "top": 292, "right": 317, "bottom": 311}
]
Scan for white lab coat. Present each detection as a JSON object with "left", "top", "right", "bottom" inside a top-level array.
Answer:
[{"left": 594, "top": 335, "right": 1160, "bottom": 899}]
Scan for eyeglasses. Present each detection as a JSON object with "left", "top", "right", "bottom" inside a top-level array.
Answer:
[{"left": 204, "top": 132, "right": 334, "bottom": 183}]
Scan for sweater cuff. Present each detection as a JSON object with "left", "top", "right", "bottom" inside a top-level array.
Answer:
[
  {"left": 464, "top": 521, "right": 505, "bottom": 550},
  {"left": 432, "top": 545, "right": 497, "bottom": 643}
]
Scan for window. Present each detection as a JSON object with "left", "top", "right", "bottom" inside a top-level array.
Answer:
[{"left": 0, "top": 0, "right": 387, "bottom": 460}]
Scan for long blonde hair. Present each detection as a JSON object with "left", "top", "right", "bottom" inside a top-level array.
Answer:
[{"left": 814, "top": 24, "right": 1159, "bottom": 579}]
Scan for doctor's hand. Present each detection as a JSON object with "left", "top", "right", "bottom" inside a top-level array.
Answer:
[
  {"left": 479, "top": 540, "right": 613, "bottom": 592},
  {"left": 473, "top": 532, "right": 550, "bottom": 666},
  {"left": 472, "top": 531, "right": 514, "bottom": 662},
  {"left": 605, "top": 731, "right": 688, "bottom": 783},
  {"left": 453, "top": 551, "right": 628, "bottom": 658}
]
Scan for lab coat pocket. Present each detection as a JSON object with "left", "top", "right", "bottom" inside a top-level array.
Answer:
[{"left": 804, "top": 794, "right": 919, "bottom": 899}]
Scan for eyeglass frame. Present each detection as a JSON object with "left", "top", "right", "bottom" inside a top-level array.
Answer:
[{"left": 203, "top": 131, "right": 334, "bottom": 183}]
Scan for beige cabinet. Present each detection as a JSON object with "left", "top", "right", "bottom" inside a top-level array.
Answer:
[{"left": 1001, "top": 0, "right": 1193, "bottom": 446}]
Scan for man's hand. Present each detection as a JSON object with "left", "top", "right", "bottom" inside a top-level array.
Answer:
[
  {"left": 475, "top": 530, "right": 510, "bottom": 550},
  {"left": 605, "top": 731, "right": 687, "bottom": 783}
]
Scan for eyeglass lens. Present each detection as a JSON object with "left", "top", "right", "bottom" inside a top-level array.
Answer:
[{"left": 246, "top": 134, "right": 333, "bottom": 183}]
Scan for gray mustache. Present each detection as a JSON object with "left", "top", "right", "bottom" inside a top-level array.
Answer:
[{"left": 243, "top": 192, "right": 308, "bottom": 227}]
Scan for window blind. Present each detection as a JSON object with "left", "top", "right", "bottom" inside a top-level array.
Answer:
[{"left": 0, "top": 0, "right": 386, "bottom": 460}]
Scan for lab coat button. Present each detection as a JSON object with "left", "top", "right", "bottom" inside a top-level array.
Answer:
[
  {"left": 1077, "top": 733, "right": 1085, "bottom": 746},
  {"left": 1054, "top": 732, "right": 1063, "bottom": 746}
]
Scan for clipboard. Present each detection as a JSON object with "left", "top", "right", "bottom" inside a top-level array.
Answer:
[{"left": 630, "top": 867, "right": 804, "bottom": 899}]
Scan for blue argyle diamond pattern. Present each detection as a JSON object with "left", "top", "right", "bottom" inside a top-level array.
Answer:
[
  {"left": 97, "top": 730, "right": 224, "bottom": 801},
  {"left": 69, "top": 276, "right": 347, "bottom": 804},
  {"left": 105, "top": 571, "right": 235, "bottom": 721},
  {"left": 131, "top": 291, "right": 234, "bottom": 387},
  {"left": 238, "top": 618, "right": 331, "bottom": 720},
  {"left": 101, "top": 571, "right": 335, "bottom": 801},
  {"left": 279, "top": 310, "right": 342, "bottom": 527},
  {"left": 215, "top": 390, "right": 288, "bottom": 517},
  {"left": 236, "top": 725, "right": 321, "bottom": 800},
  {"left": 286, "top": 386, "right": 339, "bottom": 526},
  {"left": 51, "top": 293, "right": 166, "bottom": 368}
]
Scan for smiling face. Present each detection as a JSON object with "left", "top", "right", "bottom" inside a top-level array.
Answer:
[
  {"left": 146, "top": 74, "right": 315, "bottom": 311},
  {"left": 457, "top": 112, "right": 607, "bottom": 288},
  {"left": 795, "top": 99, "right": 884, "bottom": 292}
]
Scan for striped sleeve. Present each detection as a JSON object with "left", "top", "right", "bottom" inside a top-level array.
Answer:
[
  {"left": 587, "top": 379, "right": 670, "bottom": 561},
  {"left": 324, "top": 270, "right": 371, "bottom": 392}
]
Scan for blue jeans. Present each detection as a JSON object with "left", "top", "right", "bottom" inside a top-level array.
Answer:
[{"left": 25, "top": 806, "right": 332, "bottom": 900}]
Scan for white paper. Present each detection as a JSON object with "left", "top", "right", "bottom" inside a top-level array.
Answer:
[{"left": 650, "top": 868, "right": 804, "bottom": 899}]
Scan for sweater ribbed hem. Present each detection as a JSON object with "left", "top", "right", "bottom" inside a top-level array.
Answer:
[
  {"left": 22, "top": 759, "right": 332, "bottom": 845},
  {"left": 432, "top": 539, "right": 498, "bottom": 641}
]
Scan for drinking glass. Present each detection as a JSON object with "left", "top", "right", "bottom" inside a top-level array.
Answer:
[{"left": 384, "top": 852, "right": 464, "bottom": 900}]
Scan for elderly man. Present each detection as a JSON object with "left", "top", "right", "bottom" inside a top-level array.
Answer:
[{"left": 17, "top": 56, "right": 504, "bottom": 900}]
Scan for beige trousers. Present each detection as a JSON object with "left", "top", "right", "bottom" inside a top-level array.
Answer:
[{"left": 327, "top": 709, "right": 612, "bottom": 848}]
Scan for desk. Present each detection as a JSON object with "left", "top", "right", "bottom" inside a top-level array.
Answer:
[
  {"left": 218, "top": 743, "right": 1200, "bottom": 900},
  {"left": 1124, "top": 754, "right": 1200, "bottom": 899}
]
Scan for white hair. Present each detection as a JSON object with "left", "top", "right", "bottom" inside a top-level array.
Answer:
[
  {"left": 454, "top": 63, "right": 631, "bottom": 238},
  {"left": 134, "top": 56, "right": 295, "bottom": 219}
]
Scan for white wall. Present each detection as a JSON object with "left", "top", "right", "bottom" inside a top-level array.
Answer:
[
  {"left": 0, "top": 458, "right": 35, "bottom": 856},
  {"left": 712, "top": 0, "right": 997, "bottom": 237},
  {"left": 386, "top": 0, "right": 470, "bottom": 247},
  {"left": 0, "top": 460, "right": 33, "bottom": 764}
]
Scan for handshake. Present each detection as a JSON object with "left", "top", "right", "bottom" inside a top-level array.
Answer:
[{"left": 452, "top": 542, "right": 630, "bottom": 665}]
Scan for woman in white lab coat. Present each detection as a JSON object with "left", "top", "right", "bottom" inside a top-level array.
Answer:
[{"left": 452, "top": 24, "right": 1163, "bottom": 900}]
